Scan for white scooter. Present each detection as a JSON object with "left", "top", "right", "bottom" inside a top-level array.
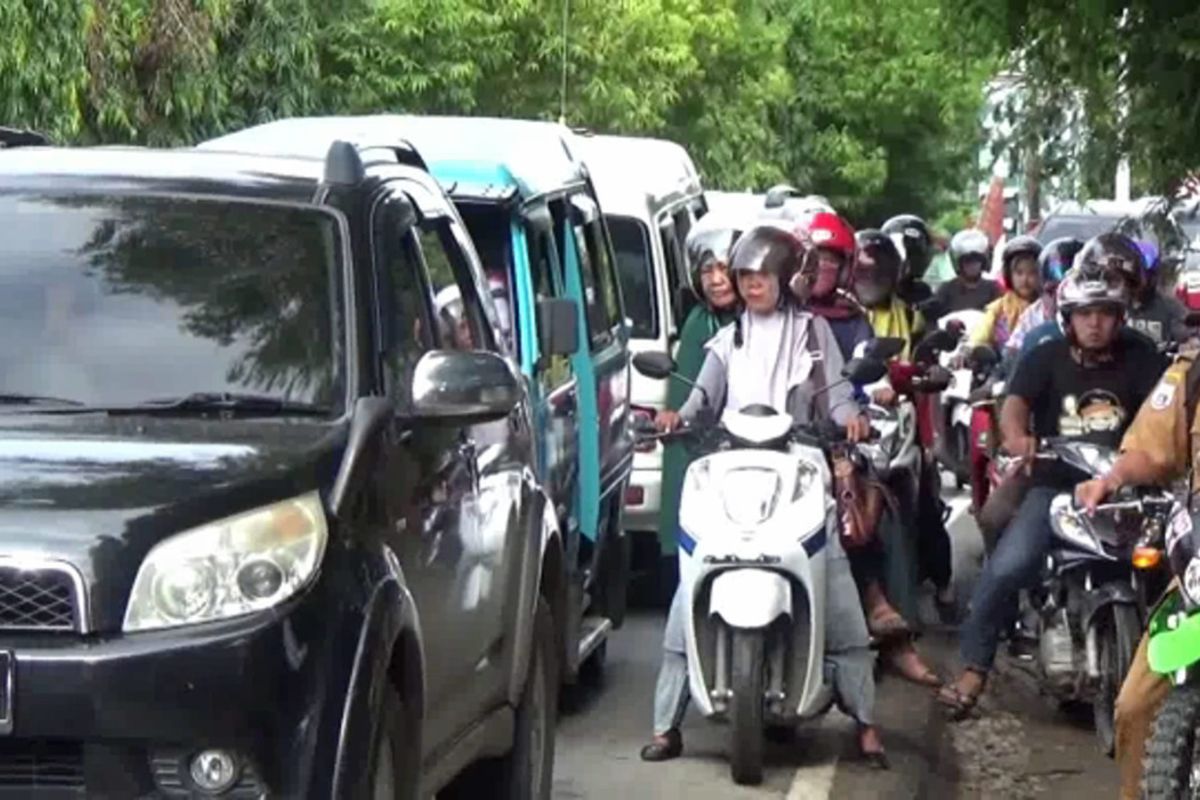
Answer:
[
  {"left": 632, "top": 350, "right": 888, "bottom": 785},
  {"left": 929, "top": 308, "right": 985, "bottom": 484}
]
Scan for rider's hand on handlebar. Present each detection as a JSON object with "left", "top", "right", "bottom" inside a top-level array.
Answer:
[
  {"left": 655, "top": 410, "right": 682, "bottom": 433},
  {"left": 845, "top": 414, "right": 872, "bottom": 444},
  {"left": 1075, "top": 477, "right": 1116, "bottom": 515},
  {"left": 1003, "top": 434, "right": 1038, "bottom": 461},
  {"left": 871, "top": 386, "right": 898, "bottom": 407}
]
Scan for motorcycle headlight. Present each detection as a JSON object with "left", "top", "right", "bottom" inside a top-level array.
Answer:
[
  {"left": 123, "top": 492, "right": 328, "bottom": 632},
  {"left": 721, "top": 468, "right": 782, "bottom": 527},
  {"left": 1184, "top": 557, "right": 1200, "bottom": 609},
  {"left": 1050, "top": 498, "right": 1100, "bottom": 552}
]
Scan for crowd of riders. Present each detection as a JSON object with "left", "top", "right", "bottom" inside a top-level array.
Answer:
[{"left": 637, "top": 193, "right": 1196, "bottom": 796}]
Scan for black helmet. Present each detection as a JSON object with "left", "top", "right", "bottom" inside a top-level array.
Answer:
[
  {"left": 684, "top": 221, "right": 738, "bottom": 298},
  {"left": 728, "top": 223, "right": 803, "bottom": 305},
  {"left": 1037, "top": 237, "right": 1083, "bottom": 288},
  {"left": 1075, "top": 232, "right": 1146, "bottom": 292},
  {"left": 1000, "top": 235, "right": 1042, "bottom": 286},
  {"left": 881, "top": 214, "right": 933, "bottom": 280},
  {"left": 852, "top": 229, "right": 902, "bottom": 308}
]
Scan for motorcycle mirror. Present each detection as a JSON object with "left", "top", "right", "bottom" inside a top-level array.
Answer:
[
  {"left": 864, "top": 336, "right": 905, "bottom": 362},
  {"left": 632, "top": 352, "right": 677, "bottom": 380},
  {"left": 967, "top": 345, "right": 1000, "bottom": 369},
  {"left": 843, "top": 357, "right": 888, "bottom": 385},
  {"left": 913, "top": 328, "right": 958, "bottom": 364}
]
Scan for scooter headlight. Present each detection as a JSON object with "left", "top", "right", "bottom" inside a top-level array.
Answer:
[{"left": 721, "top": 468, "right": 782, "bottom": 527}]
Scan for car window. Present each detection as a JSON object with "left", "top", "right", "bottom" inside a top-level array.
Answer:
[
  {"left": 608, "top": 216, "right": 656, "bottom": 338},
  {"left": 672, "top": 207, "right": 693, "bottom": 249},
  {"left": 459, "top": 204, "right": 517, "bottom": 355},
  {"left": 415, "top": 220, "right": 492, "bottom": 352},
  {"left": 568, "top": 197, "right": 621, "bottom": 350},
  {"left": 0, "top": 192, "right": 343, "bottom": 409},
  {"left": 372, "top": 194, "right": 434, "bottom": 397},
  {"left": 659, "top": 217, "right": 685, "bottom": 324},
  {"left": 527, "top": 219, "right": 573, "bottom": 391}
]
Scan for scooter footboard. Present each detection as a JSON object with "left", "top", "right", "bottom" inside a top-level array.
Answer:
[{"left": 709, "top": 570, "right": 792, "bottom": 629}]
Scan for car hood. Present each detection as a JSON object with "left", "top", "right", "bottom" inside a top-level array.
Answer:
[{"left": 0, "top": 416, "right": 346, "bottom": 632}]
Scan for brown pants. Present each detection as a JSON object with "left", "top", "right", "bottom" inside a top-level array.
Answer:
[{"left": 1115, "top": 617, "right": 1171, "bottom": 799}]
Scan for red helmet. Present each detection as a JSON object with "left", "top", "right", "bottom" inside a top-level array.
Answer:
[{"left": 805, "top": 211, "right": 856, "bottom": 258}]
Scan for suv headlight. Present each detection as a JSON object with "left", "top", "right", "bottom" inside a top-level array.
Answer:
[{"left": 123, "top": 492, "right": 328, "bottom": 632}]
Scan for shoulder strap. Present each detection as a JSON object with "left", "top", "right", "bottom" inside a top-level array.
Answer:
[{"left": 803, "top": 315, "right": 830, "bottom": 421}]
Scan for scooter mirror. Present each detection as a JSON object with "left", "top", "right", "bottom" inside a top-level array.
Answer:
[
  {"left": 912, "top": 328, "right": 958, "bottom": 363},
  {"left": 843, "top": 357, "right": 888, "bottom": 385},
  {"left": 633, "top": 352, "right": 677, "bottom": 380},
  {"left": 864, "top": 336, "right": 905, "bottom": 361}
]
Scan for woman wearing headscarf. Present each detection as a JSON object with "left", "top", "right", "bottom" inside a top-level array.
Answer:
[{"left": 640, "top": 222, "right": 887, "bottom": 769}]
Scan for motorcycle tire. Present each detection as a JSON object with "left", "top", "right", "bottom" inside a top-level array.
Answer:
[
  {"left": 1093, "top": 604, "right": 1139, "bottom": 756},
  {"left": 730, "top": 628, "right": 766, "bottom": 786},
  {"left": 1143, "top": 684, "right": 1200, "bottom": 799}
]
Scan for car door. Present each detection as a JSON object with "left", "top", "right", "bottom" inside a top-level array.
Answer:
[
  {"left": 553, "top": 193, "right": 631, "bottom": 542},
  {"left": 367, "top": 186, "right": 491, "bottom": 756},
  {"left": 521, "top": 204, "right": 581, "bottom": 536}
]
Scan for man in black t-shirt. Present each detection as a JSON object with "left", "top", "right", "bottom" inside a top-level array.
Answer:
[
  {"left": 933, "top": 228, "right": 1001, "bottom": 314},
  {"left": 938, "top": 244, "right": 1163, "bottom": 716}
]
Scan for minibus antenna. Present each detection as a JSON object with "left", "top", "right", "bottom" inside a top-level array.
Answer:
[{"left": 559, "top": 0, "right": 570, "bottom": 125}]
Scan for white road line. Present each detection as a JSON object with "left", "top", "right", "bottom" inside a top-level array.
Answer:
[{"left": 785, "top": 760, "right": 836, "bottom": 800}]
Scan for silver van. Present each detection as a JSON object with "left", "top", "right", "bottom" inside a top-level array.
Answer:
[{"left": 575, "top": 134, "right": 707, "bottom": 576}]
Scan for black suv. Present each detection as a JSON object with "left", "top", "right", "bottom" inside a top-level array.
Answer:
[{"left": 0, "top": 141, "right": 562, "bottom": 797}]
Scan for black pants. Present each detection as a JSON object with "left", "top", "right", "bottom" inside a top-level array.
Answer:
[{"left": 916, "top": 457, "right": 952, "bottom": 590}]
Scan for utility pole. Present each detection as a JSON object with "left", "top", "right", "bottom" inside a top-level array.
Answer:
[{"left": 1114, "top": 7, "right": 1131, "bottom": 201}]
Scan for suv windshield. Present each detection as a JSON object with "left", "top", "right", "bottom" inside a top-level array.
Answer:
[
  {"left": 1035, "top": 214, "right": 1123, "bottom": 244},
  {"left": 0, "top": 193, "right": 342, "bottom": 412},
  {"left": 608, "top": 216, "right": 656, "bottom": 338}
]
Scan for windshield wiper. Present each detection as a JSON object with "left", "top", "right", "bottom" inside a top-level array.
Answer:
[
  {"left": 22, "top": 392, "right": 330, "bottom": 417},
  {"left": 0, "top": 393, "right": 84, "bottom": 407}
]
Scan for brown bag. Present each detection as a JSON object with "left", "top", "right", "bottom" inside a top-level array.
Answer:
[{"left": 832, "top": 453, "right": 884, "bottom": 549}]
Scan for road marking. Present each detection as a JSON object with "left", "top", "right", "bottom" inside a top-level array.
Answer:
[{"left": 785, "top": 759, "right": 836, "bottom": 800}]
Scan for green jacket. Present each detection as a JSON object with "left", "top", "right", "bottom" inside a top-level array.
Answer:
[{"left": 657, "top": 305, "right": 735, "bottom": 553}]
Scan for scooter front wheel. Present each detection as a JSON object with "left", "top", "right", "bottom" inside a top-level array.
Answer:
[{"left": 730, "top": 628, "right": 766, "bottom": 785}]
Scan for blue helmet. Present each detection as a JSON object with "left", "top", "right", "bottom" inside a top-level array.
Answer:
[{"left": 1037, "top": 236, "right": 1084, "bottom": 287}]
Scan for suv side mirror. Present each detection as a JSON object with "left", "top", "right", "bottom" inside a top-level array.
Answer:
[
  {"left": 633, "top": 352, "right": 677, "bottom": 380},
  {"left": 537, "top": 298, "right": 579, "bottom": 357},
  {"left": 412, "top": 350, "right": 520, "bottom": 422}
]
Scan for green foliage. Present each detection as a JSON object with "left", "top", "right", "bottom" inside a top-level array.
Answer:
[
  {"left": 5, "top": 0, "right": 995, "bottom": 222},
  {"left": 957, "top": 0, "right": 1200, "bottom": 197}
]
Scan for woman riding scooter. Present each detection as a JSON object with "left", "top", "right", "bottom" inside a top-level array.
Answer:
[{"left": 642, "top": 222, "right": 888, "bottom": 768}]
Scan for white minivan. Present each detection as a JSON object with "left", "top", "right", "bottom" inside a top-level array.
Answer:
[{"left": 576, "top": 134, "right": 707, "bottom": 579}]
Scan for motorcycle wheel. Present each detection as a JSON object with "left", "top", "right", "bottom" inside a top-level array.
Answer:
[
  {"left": 1093, "top": 604, "right": 1139, "bottom": 756},
  {"left": 730, "top": 628, "right": 766, "bottom": 786},
  {"left": 1143, "top": 684, "right": 1200, "bottom": 799}
]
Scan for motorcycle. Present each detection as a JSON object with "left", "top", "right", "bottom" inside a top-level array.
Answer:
[
  {"left": 1020, "top": 440, "right": 1171, "bottom": 754},
  {"left": 1139, "top": 494, "right": 1200, "bottom": 798},
  {"left": 930, "top": 309, "right": 986, "bottom": 485},
  {"left": 963, "top": 345, "right": 1004, "bottom": 513},
  {"left": 631, "top": 349, "right": 888, "bottom": 785}
]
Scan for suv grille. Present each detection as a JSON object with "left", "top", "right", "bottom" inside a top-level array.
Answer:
[
  {"left": 0, "top": 566, "right": 81, "bottom": 632},
  {"left": 0, "top": 740, "right": 84, "bottom": 788}
]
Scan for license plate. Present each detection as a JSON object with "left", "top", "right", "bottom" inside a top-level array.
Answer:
[{"left": 0, "top": 652, "right": 13, "bottom": 734}]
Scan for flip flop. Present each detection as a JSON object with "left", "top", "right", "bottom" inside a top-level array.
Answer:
[
  {"left": 935, "top": 674, "right": 986, "bottom": 721},
  {"left": 886, "top": 645, "right": 944, "bottom": 688}
]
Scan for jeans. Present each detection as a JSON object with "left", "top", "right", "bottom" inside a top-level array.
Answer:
[{"left": 960, "top": 486, "right": 1058, "bottom": 671}]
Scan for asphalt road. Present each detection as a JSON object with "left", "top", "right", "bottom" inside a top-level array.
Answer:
[{"left": 552, "top": 492, "right": 1121, "bottom": 799}]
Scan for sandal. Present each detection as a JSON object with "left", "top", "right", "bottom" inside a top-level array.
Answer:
[
  {"left": 935, "top": 670, "right": 986, "bottom": 720},
  {"left": 857, "top": 725, "right": 890, "bottom": 770},
  {"left": 867, "top": 606, "right": 912, "bottom": 640},
  {"left": 639, "top": 729, "right": 682, "bottom": 762},
  {"left": 885, "top": 643, "right": 943, "bottom": 688}
]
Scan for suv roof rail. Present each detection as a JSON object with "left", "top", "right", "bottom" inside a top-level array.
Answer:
[
  {"left": 324, "top": 140, "right": 365, "bottom": 186},
  {"left": 389, "top": 139, "right": 429, "bottom": 172},
  {"left": 0, "top": 126, "right": 50, "bottom": 148},
  {"left": 763, "top": 184, "right": 802, "bottom": 208}
]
